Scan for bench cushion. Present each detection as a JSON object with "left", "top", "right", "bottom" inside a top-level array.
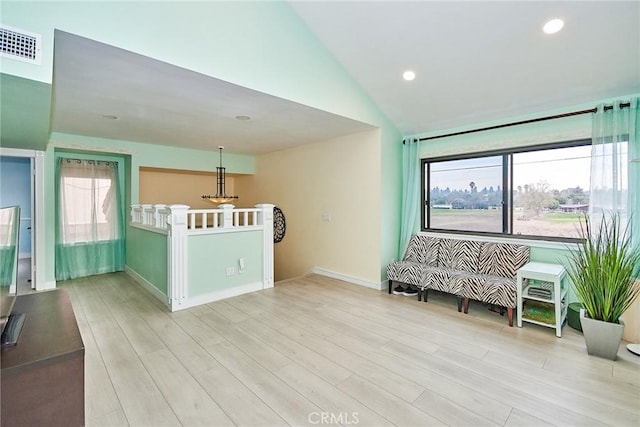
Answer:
[
  {"left": 460, "top": 273, "right": 518, "bottom": 307},
  {"left": 437, "top": 239, "right": 484, "bottom": 272},
  {"left": 404, "top": 235, "right": 440, "bottom": 266},
  {"left": 425, "top": 268, "right": 468, "bottom": 295},
  {"left": 386, "top": 261, "right": 427, "bottom": 287},
  {"left": 478, "top": 243, "right": 530, "bottom": 279}
]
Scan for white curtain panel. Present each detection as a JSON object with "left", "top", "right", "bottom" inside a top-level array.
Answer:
[
  {"left": 590, "top": 102, "right": 631, "bottom": 229},
  {"left": 58, "top": 159, "right": 120, "bottom": 244}
]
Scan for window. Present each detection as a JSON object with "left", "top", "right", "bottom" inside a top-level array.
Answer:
[
  {"left": 56, "top": 157, "right": 125, "bottom": 281},
  {"left": 58, "top": 159, "right": 120, "bottom": 244},
  {"left": 422, "top": 140, "right": 591, "bottom": 240}
]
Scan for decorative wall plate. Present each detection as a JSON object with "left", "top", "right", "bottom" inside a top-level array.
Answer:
[{"left": 273, "top": 206, "right": 286, "bottom": 243}]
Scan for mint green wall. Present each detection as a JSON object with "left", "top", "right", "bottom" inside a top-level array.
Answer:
[
  {"left": 414, "top": 94, "right": 640, "bottom": 301},
  {"left": 0, "top": 74, "right": 51, "bottom": 150},
  {"left": 0, "top": 2, "right": 397, "bottom": 125},
  {"left": 2, "top": 1, "right": 402, "bottom": 286},
  {"left": 380, "top": 127, "right": 403, "bottom": 277},
  {"left": 187, "top": 231, "right": 263, "bottom": 298},
  {"left": 50, "top": 132, "right": 255, "bottom": 204},
  {"left": 127, "top": 227, "right": 168, "bottom": 295}
]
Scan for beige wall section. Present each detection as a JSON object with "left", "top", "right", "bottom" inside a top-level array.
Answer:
[
  {"left": 139, "top": 167, "right": 251, "bottom": 209},
  {"left": 622, "top": 288, "right": 640, "bottom": 344},
  {"left": 239, "top": 130, "right": 382, "bottom": 283}
]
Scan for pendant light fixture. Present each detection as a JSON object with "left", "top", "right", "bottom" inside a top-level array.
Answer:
[{"left": 202, "top": 146, "right": 239, "bottom": 204}]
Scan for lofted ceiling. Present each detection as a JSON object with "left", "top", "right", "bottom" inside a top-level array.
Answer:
[
  {"left": 290, "top": 1, "right": 640, "bottom": 135},
  {"left": 51, "top": 30, "right": 374, "bottom": 155},
  {"left": 29, "top": 1, "right": 640, "bottom": 155}
]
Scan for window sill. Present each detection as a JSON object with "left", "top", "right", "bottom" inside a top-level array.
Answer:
[{"left": 419, "top": 230, "right": 579, "bottom": 251}]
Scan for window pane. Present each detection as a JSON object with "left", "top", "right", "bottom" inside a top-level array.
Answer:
[
  {"left": 61, "top": 176, "right": 115, "bottom": 243},
  {"left": 513, "top": 145, "right": 591, "bottom": 239},
  {"left": 429, "top": 156, "right": 503, "bottom": 232}
]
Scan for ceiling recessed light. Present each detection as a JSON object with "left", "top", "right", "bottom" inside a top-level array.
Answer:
[
  {"left": 100, "top": 114, "right": 118, "bottom": 120},
  {"left": 543, "top": 18, "right": 564, "bottom": 34},
  {"left": 235, "top": 115, "right": 251, "bottom": 121},
  {"left": 402, "top": 70, "right": 416, "bottom": 81}
]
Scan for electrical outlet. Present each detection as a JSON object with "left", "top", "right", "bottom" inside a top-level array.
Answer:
[
  {"left": 239, "top": 258, "right": 245, "bottom": 273},
  {"left": 226, "top": 266, "right": 235, "bottom": 276},
  {"left": 322, "top": 213, "right": 331, "bottom": 222}
]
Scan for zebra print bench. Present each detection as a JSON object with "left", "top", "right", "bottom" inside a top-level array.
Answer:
[{"left": 387, "top": 235, "right": 530, "bottom": 326}]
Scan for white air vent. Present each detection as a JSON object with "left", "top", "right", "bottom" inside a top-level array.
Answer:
[{"left": 0, "top": 25, "right": 41, "bottom": 65}]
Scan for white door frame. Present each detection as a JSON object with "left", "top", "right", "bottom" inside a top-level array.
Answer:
[{"left": 0, "top": 147, "right": 46, "bottom": 290}]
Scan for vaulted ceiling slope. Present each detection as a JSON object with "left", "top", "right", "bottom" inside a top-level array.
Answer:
[
  {"left": 290, "top": 1, "right": 640, "bottom": 135},
  {"left": 51, "top": 31, "right": 375, "bottom": 155},
  {"left": 3, "top": 2, "right": 638, "bottom": 154}
]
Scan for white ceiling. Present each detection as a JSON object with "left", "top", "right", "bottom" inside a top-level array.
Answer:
[
  {"left": 291, "top": 1, "right": 640, "bottom": 135},
  {"left": 50, "top": 1, "right": 639, "bottom": 154},
  {"left": 51, "top": 31, "right": 374, "bottom": 155}
]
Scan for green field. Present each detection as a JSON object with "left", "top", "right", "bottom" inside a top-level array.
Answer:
[
  {"left": 541, "top": 212, "right": 584, "bottom": 223},
  {"left": 430, "top": 209, "right": 582, "bottom": 238}
]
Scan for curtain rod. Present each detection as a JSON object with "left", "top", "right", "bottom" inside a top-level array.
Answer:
[{"left": 417, "top": 101, "right": 631, "bottom": 142}]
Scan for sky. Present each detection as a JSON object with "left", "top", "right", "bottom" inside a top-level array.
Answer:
[{"left": 430, "top": 145, "right": 593, "bottom": 192}]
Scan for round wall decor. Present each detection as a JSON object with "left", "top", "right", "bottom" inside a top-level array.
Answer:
[{"left": 273, "top": 206, "right": 286, "bottom": 243}]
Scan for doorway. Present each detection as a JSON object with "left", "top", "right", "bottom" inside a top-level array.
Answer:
[
  {"left": 0, "top": 156, "right": 33, "bottom": 292},
  {"left": 0, "top": 148, "right": 43, "bottom": 291}
]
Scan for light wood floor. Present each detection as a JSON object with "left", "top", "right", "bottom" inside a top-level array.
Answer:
[{"left": 58, "top": 272, "right": 640, "bottom": 427}]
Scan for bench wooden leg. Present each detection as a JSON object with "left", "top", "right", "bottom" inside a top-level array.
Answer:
[
  {"left": 417, "top": 289, "right": 422, "bottom": 301},
  {"left": 388, "top": 279, "right": 392, "bottom": 294},
  {"left": 463, "top": 297, "right": 470, "bottom": 314},
  {"left": 507, "top": 307, "right": 514, "bottom": 327},
  {"left": 423, "top": 289, "right": 428, "bottom": 302}
]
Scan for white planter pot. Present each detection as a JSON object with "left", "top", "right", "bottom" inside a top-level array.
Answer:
[{"left": 579, "top": 309, "right": 625, "bottom": 361}]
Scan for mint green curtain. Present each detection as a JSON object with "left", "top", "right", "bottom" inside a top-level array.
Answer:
[
  {"left": 590, "top": 97, "right": 638, "bottom": 244},
  {"left": 55, "top": 158, "right": 125, "bottom": 280},
  {"left": 0, "top": 206, "right": 19, "bottom": 288},
  {"left": 398, "top": 138, "right": 420, "bottom": 259},
  {"left": 629, "top": 98, "right": 639, "bottom": 247}
]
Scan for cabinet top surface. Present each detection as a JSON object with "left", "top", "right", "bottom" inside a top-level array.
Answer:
[
  {"left": 519, "top": 261, "right": 566, "bottom": 277},
  {"left": 1, "top": 289, "right": 84, "bottom": 373}
]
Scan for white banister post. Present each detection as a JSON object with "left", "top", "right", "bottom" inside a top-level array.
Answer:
[
  {"left": 167, "top": 204, "right": 190, "bottom": 311},
  {"left": 153, "top": 204, "right": 167, "bottom": 229},
  {"left": 130, "top": 204, "right": 140, "bottom": 224},
  {"left": 141, "top": 204, "right": 153, "bottom": 226},
  {"left": 219, "top": 204, "right": 235, "bottom": 228},
  {"left": 255, "top": 204, "right": 274, "bottom": 289}
]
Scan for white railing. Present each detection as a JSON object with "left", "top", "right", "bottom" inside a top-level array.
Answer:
[
  {"left": 131, "top": 204, "right": 260, "bottom": 232},
  {"left": 129, "top": 203, "right": 275, "bottom": 311},
  {"left": 187, "top": 205, "right": 259, "bottom": 231},
  {"left": 130, "top": 204, "right": 170, "bottom": 229}
]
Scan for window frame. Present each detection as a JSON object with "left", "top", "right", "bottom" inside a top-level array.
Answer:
[{"left": 421, "top": 138, "right": 591, "bottom": 243}]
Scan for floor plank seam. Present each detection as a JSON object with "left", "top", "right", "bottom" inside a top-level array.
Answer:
[{"left": 57, "top": 273, "right": 640, "bottom": 427}]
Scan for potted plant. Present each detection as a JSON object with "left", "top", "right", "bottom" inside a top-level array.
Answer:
[{"left": 566, "top": 212, "right": 640, "bottom": 360}]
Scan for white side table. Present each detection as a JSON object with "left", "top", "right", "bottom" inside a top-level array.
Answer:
[{"left": 516, "top": 262, "right": 567, "bottom": 337}]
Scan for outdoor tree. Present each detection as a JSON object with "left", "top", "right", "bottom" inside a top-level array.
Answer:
[{"left": 521, "top": 181, "right": 557, "bottom": 217}]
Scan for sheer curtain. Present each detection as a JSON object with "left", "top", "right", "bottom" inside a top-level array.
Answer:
[
  {"left": 590, "top": 98, "right": 638, "bottom": 239},
  {"left": 55, "top": 158, "right": 124, "bottom": 280},
  {"left": 629, "top": 98, "right": 640, "bottom": 246},
  {"left": 398, "top": 138, "right": 420, "bottom": 259}
]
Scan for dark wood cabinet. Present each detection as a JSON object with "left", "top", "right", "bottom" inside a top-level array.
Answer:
[{"left": 1, "top": 289, "right": 85, "bottom": 426}]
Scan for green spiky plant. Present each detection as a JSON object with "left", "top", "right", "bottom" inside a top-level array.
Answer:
[{"left": 566, "top": 213, "right": 640, "bottom": 324}]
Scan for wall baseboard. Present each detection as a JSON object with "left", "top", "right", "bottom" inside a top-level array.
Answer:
[
  {"left": 125, "top": 266, "right": 265, "bottom": 312},
  {"left": 125, "top": 266, "right": 169, "bottom": 307},
  {"left": 309, "top": 267, "right": 384, "bottom": 291},
  {"left": 172, "top": 282, "right": 264, "bottom": 311},
  {"left": 37, "top": 280, "right": 56, "bottom": 291}
]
